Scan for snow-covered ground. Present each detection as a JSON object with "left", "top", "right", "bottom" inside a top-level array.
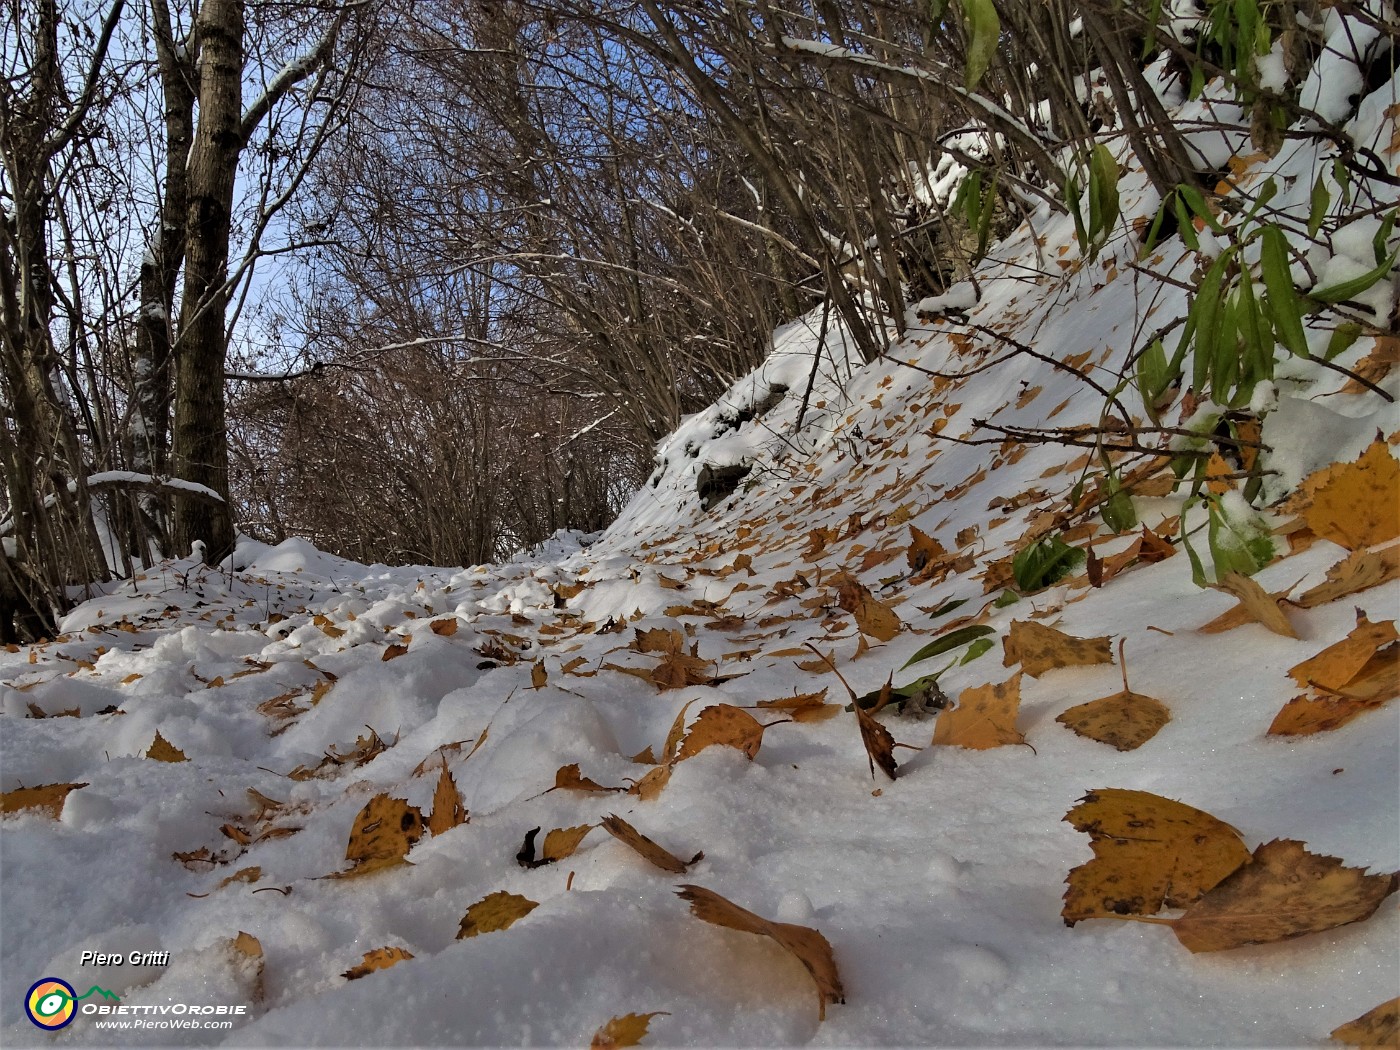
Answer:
[{"left": 4, "top": 50, "right": 1399, "bottom": 1050}]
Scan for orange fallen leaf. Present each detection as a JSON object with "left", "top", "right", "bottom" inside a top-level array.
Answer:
[
  {"left": 676, "top": 884, "right": 844, "bottom": 1021},
  {"left": 600, "top": 814, "right": 701, "bottom": 873},
  {"left": 427, "top": 763, "right": 468, "bottom": 835},
  {"left": 1056, "top": 642, "right": 1171, "bottom": 751},
  {"left": 676, "top": 704, "right": 771, "bottom": 761},
  {"left": 591, "top": 1011, "right": 669, "bottom": 1049},
  {"left": 1288, "top": 612, "right": 1397, "bottom": 691},
  {"left": 1302, "top": 440, "right": 1400, "bottom": 551},
  {"left": 531, "top": 660, "right": 548, "bottom": 689},
  {"left": 216, "top": 866, "right": 262, "bottom": 890},
  {"left": 343, "top": 946, "right": 414, "bottom": 981},
  {"left": 932, "top": 674, "right": 1026, "bottom": 750},
  {"left": 1062, "top": 788, "right": 1249, "bottom": 924},
  {"left": 456, "top": 890, "right": 539, "bottom": 938},
  {"left": 1149, "top": 839, "right": 1398, "bottom": 952},
  {"left": 627, "top": 765, "right": 672, "bottom": 801},
  {"left": 1296, "top": 543, "right": 1400, "bottom": 607},
  {"left": 146, "top": 731, "right": 188, "bottom": 762},
  {"left": 1003, "top": 620, "right": 1112, "bottom": 678},
  {"left": 230, "top": 931, "right": 265, "bottom": 1002},
  {"left": 663, "top": 700, "right": 695, "bottom": 763},
  {"left": 382, "top": 643, "right": 409, "bottom": 661},
  {"left": 429, "top": 617, "right": 459, "bottom": 637},
  {"left": 831, "top": 572, "right": 901, "bottom": 642},
  {"left": 1198, "top": 571, "right": 1300, "bottom": 637},
  {"left": 1269, "top": 643, "right": 1399, "bottom": 735},
  {"left": 1331, "top": 997, "right": 1400, "bottom": 1048},
  {"left": 0, "top": 782, "right": 87, "bottom": 817},
  {"left": 756, "top": 689, "right": 841, "bottom": 723},
  {"left": 551, "top": 763, "right": 625, "bottom": 794},
  {"left": 542, "top": 824, "right": 593, "bottom": 862},
  {"left": 907, "top": 526, "right": 947, "bottom": 576},
  {"left": 326, "top": 793, "right": 422, "bottom": 879}
]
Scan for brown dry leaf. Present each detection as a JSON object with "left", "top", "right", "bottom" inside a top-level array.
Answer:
[
  {"left": 342, "top": 946, "right": 414, "bottom": 981},
  {"left": 600, "top": 814, "right": 701, "bottom": 873},
  {"left": 1159, "top": 839, "right": 1399, "bottom": 952},
  {"left": 531, "top": 660, "right": 548, "bottom": 689},
  {"left": 146, "top": 731, "right": 188, "bottom": 762},
  {"left": 318, "top": 621, "right": 346, "bottom": 639},
  {"left": 1331, "top": 997, "right": 1400, "bottom": 1048},
  {"left": 677, "top": 704, "right": 769, "bottom": 761},
  {"left": 628, "top": 765, "right": 673, "bottom": 801},
  {"left": 1289, "top": 612, "right": 1398, "bottom": 691},
  {"left": 430, "top": 617, "right": 459, "bottom": 637},
  {"left": 1198, "top": 572, "right": 1299, "bottom": 637},
  {"left": 552, "top": 763, "right": 626, "bottom": 794},
  {"left": 382, "top": 643, "right": 409, "bottom": 661},
  {"left": 756, "top": 689, "right": 840, "bottom": 723},
  {"left": 932, "top": 674, "right": 1026, "bottom": 750},
  {"left": 855, "top": 702, "right": 900, "bottom": 779},
  {"left": 631, "top": 745, "right": 658, "bottom": 765},
  {"left": 634, "top": 627, "right": 682, "bottom": 654},
  {"left": 328, "top": 793, "right": 423, "bottom": 878},
  {"left": 1003, "top": 620, "right": 1113, "bottom": 678},
  {"left": 427, "top": 764, "right": 468, "bottom": 835},
  {"left": 1062, "top": 788, "right": 1250, "bottom": 924},
  {"left": 456, "top": 890, "right": 539, "bottom": 939},
  {"left": 1268, "top": 643, "right": 1399, "bottom": 735},
  {"left": 1297, "top": 543, "right": 1400, "bottom": 607},
  {"left": 542, "top": 824, "right": 593, "bottom": 862},
  {"left": 831, "top": 572, "right": 901, "bottom": 642},
  {"left": 663, "top": 701, "right": 695, "bottom": 763},
  {"left": 907, "top": 526, "right": 947, "bottom": 575},
  {"left": 216, "top": 866, "right": 262, "bottom": 890},
  {"left": 0, "top": 782, "right": 87, "bottom": 818},
  {"left": 590, "top": 1011, "right": 668, "bottom": 1050},
  {"left": 1341, "top": 335, "right": 1400, "bottom": 394},
  {"left": 676, "top": 884, "right": 843, "bottom": 1021},
  {"left": 650, "top": 649, "right": 716, "bottom": 691},
  {"left": 1303, "top": 441, "right": 1400, "bottom": 551},
  {"left": 230, "top": 931, "right": 265, "bottom": 1002},
  {"left": 1056, "top": 642, "right": 1170, "bottom": 750}
]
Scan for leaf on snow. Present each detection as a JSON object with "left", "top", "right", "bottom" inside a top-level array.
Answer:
[
  {"left": 1062, "top": 788, "right": 1250, "bottom": 924},
  {"left": 1300, "top": 440, "right": 1400, "bottom": 551},
  {"left": 342, "top": 946, "right": 414, "bottom": 981},
  {"left": 456, "top": 890, "right": 539, "bottom": 939},
  {"left": 1155, "top": 839, "right": 1398, "bottom": 952},
  {"left": 831, "top": 572, "right": 901, "bottom": 642},
  {"left": 590, "top": 1011, "right": 669, "bottom": 1050},
  {"left": 1198, "top": 572, "right": 1299, "bottom": 637},
  {"left": 1288, "top": 612, "right": 1397, "bottom": 692},
  {"left": 932, "top": 673, "right": 1026, "bottom": 749},
  {"left": 676, "top": 704, "right": 773, "bottom": 762},
  {"left": 551, "top": 763, "right": 626, "bottom": 794},
  {"left": 0, "top": 782, "right": 87, "bottom": 818},
  {"left": 541, "top": 824, "right": 594, "bottom": 862},
  {"left": 146, "top": 731, "right": 188, "bottom": 762},
  {"left": 427, "top": 763, "right": 468, "bottom": 835},
  {"left": 1002, "top": 620, "right": 1112, "bottom": 677},
  {"left": 675, "top": 884, "right": 844, "bottom": 1021},
  {"left": 1330, "top": 997, "right": 1400, "bottom": 1048},
  {"left": 1056, "top": 641, "right": 1171, "bottom": 751},
  {"left": 324, "top": 793, "right": 423, "bottom": 879},
  {"left": 1269, "top": 642, "right": 1399, "bottom": 735},
  {"left": 1296, "top": 542, "right": 1400, "bottom": 608},
  {"left": 600, "top": 813, "right": 701, "bottom": 873}
]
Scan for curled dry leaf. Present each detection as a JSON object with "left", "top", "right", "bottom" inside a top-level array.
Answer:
[
  {"left": 531, "top": 660, "right": 548, "bottom": 689},
  {"left": 456, "top": 890, "right": 539, "bottom": 939},
  {"left": 427, "top": 763, "right": 468, "bottom": 836},
  {"left": 676, "top": 704, "right": 770, "bottom": 762},
  {"left": 343, "top": 946, "right": 414, "bottom": 981},
  {"left": 1296, "top": 543, "right": 1400, "bottom": 608},
  {"left": 854, "top": 691, "right": 900, "bottom": 780},
  {"left": 1330, "top": 996, "right": 1399, "bottom": 1048},
  {"left": 600, "top": 814, "right": 701, "bottom": 873},
  {"left": 1002, "top": 620, "right": 1112, "bottom": 678},
  {"left": 382, "top": 643, "right": 409, "bottom": 661},
  {"left": 590, "top": 1011, "right": 669, "bottom": 1050},
  {"left": 756, "top": 689, "right": 840, "bottom": 723},
  {"left": 1302, "top": 440, "right": 1400, "bottom": 551},
  {"left": 1153, "top": 839, "right": 1399, "bottom": 952},
  {"left": 0, "top": 782, "right": 87, "bottom": 818},
  {"left": 675, "top": 884, "right": 844, "bottom": 1022},
  {"left": 146, "top": 731, "right": 188, "bottom": 762},
  {"left": 831, "top": 572, "right": 901, "bottom": 642},
  {"left": 1268, "top": 644, "right": 1399, "bottom": 734},
  {"left": 1199, "top": 572, "right": 1299, "bottom": 637},
  {"left": 1288, "top": 612, "right": 1397, "bottom": 692},
  {"left": 552, "top": 763, "right": 625, "bottom": 794},
  {"left": 1062, "top": 788, "right": 1250, "bottom": 924},
  {"left": 230, "top": 931, "right": 265, "bottom": 1003},
  {"left": 932, "top": 674, "right": 1026, "bottom": 750},
  {"left": 627, "top": 765, "right": 672, "bottom": 802}
]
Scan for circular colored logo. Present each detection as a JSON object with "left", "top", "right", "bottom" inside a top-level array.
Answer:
[{"left": 25, "top": 978, "right": 77, "bottom": 1030}]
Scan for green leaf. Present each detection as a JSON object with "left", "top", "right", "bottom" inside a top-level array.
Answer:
[
  {"left": 1206, "top": 500, "right": 1274, "bottom": 579},
  {"left": 1012, "top": 534, "right": 1087, "bottom": 593},
  {"left": 924, "top": 596, "right": 969, "bottom": 620},
  {"left": 1178, "top": 184, "right": 1225, "bottom": 234},
  {"left": 1135, "top": 337, "right": 1171, "bottom": 418},
  {"left": 992, "top": 589, "right": 1020, "bottom": 608},
  {"left": 960, "top": 637, "right": 995, "bottom": 665},
  {"left": 1323, "top": 321, "right": 1362, "bottom": 361},
  {"left": 1101, "top": 475, "right": 1138, "bottom": 534},
  {"left": 1191, "top": 249, "right": 1234, "bottom": 392},
  {"left": 1308, "top": 174, "right": 1330, "bottom": 238},
  {"left": 1089, "top": 144, "right": 1121, "bottom": 249},
  {"left": 1309, "top": 250, "right": 1399, "bottom": 303},
  {"left": 900, "top": 624, "right": 996, "bottom": 670},
  {"left": 1259, "top": 225, "right": 1308, "bottom": 357},
  {"left": 962, "top": 0, "right": 1000, "bottom": 92},
  {"left": 1175, "top": 194, "right": 1201, "bottom": 252}
]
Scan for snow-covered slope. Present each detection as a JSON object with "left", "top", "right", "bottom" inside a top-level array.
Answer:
[{"left": 3, "top": 62, "right": 1398, "bottom": 1050}]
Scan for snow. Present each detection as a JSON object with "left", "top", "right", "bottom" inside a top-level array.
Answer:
[{"left": 3, "top": 46, "right": 1399, "bottom": 1050}]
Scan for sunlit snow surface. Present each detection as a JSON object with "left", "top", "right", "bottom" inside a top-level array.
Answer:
[{"left": 3, "top": 66, "right": 1398, "bottom": 1050}]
